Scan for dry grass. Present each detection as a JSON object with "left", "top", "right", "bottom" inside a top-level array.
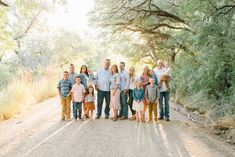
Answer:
[{"left": 0, "top": 66, "right": 60, "bottom": 121}]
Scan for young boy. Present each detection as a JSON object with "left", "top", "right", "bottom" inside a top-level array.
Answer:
[
  {"left": 57, "top": 71, "right": 72, "bottom": 121},
  {"left": 71, "top": 75, "right": 86, "bottom": 121},
  {"left": 145, "top": 78, "right": 159, "bottom": 122},
  {"left": 159, "top": 62, "right": 171, "bottom": 90}
]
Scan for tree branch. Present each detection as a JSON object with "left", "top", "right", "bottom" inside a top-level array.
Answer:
[{"left": 0, "top": 0, "right": 8, "bottom": 7}]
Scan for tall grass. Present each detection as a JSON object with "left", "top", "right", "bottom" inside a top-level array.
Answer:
[{"left": 0, "top": 65, "right": 59, "bottom": 121}]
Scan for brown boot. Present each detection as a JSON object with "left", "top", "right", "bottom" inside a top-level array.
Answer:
[
  {"left": 129, "top": 115, "right": 136, "bottom": 120},
  {"left": 112, "top": 116, "right": 118, "bottom": 122},
  {"left": 141, "top": 114, "right": 145, "bottom": 123}
]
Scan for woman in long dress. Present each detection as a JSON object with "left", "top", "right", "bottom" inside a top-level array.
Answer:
[{"left": 110, "top": 65, "right": 121, "bottom": 121}]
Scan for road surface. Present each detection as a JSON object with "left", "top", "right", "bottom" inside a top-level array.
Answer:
[{"left": 0, "top": 97, "right": 234, "bottom": 157}]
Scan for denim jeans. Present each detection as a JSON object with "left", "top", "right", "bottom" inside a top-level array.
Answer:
[
  {"left": 128, "top": 89, "right": 136, "bottom": 115},
  {"left": 96, "top": 89, "right": 110, "bottom": 117},
  {"left": 73, "top": 102, "right": 82, "bottom": 119},
  {"left": 159, "top": 91, "right": 170, "bottom": 118},
  {"left": 120, "top": 91, "right": 128, "bottom": 117}
]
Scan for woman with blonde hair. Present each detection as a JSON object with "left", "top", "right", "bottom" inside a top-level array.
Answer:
[
  {"left": 128, "top": 67, "right": 137, "bottom": 120},
  {"left": 109, "top": 65, "right": 121, "bottom": 121}
]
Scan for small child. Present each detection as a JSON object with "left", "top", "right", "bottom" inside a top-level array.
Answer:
[
  {"left": 71, "top": 75, "right": 86, "bottom": 121},
  {"left": 84, "top": 86, "right": 96, "bottom": 120},
  {"left": 132, "top": 80, "right": 145, "bottom": 122},
  {"left": 146, "top": 78, "right": 159, "bottom": 122},
  {"left": 159, "top": 62, "right": 171, "bottom": 89}
]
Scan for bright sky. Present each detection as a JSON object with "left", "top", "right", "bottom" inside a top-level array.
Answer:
[{"left": 46, "top": 0, "right": 95, "bottom": 37}]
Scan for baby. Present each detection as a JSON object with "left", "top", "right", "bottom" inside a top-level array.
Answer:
[{"left": 159, "top": 62, "right": 171, "bottom": 89}]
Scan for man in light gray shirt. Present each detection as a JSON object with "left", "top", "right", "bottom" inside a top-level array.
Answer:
[
  {"left": 68, "top": 64, "right": 78, "bottom": 85},
  {"left": 119, "top": 62, "right": 130, "bottom": 120},
  {"left": 95, "top": 59, "right": 111, "bottom": 119}
]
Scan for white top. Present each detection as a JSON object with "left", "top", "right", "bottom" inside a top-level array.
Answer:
[
  {"left": 85, "top": 94, "right": 95, "bottom": 103},
  {"left": 119, "top": 69, "right": 130, "bottom": 91},
  {"left": 71, "top": 84, "right": 86, "bottom": 102},
  {"left": 154, "top": 68, "right": 168, "bottom": 92},
  {"left": 164, "top": 67, "right": 172, "bottom": 77},
  {"left": 129, "top": 76, "right": 138, "bottom": 90}
]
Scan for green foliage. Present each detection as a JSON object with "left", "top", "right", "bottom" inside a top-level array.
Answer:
[{"left": 89, "top": 0, "right": 235, "bottom": 121}]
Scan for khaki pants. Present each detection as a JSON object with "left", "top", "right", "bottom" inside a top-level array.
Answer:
[
  {"left": 149, "top": 102, "right": 158, "bottom": 121},
  {"left": 61, "top": 96, "right": 71, "bottom": 119}
]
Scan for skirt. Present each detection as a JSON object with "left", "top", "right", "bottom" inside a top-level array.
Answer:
[
  {"left": 133, "top": 100, "right": 144, "bottom": 112},
  {"left": 110, "top": 89, "right": 121, "bottom": 110},
  {"left": 85, "top": 102, "right": 95, "bottom": 110}
]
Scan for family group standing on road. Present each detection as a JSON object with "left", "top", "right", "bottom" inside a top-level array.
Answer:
[{"left": 57, "top": 59, "right": 171, "bottom": 123}]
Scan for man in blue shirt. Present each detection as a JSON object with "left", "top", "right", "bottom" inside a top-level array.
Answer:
[
  {"left": 119, "top": 62, "right": 130, "bottom": 120},
  {"left": 95, "top": 59, "right": 111, "bottom": 119}
]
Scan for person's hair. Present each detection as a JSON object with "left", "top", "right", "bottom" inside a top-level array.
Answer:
[
  {"left": 76, "top": 75, "right": 81, "bottom": 79},
  {"left": 129, "top": 67, "right": 135, "bottom": 79},
  {"left": 70, "top": 64, "right": 74, "bottom": 67},
  {"left": 88, "top": 86, "right": 94, "bottom": 96},
  {"left": 80, "top": 65, "right": 89, "bottom": 76},
  {"left": 120, "top": 62, "right": 125, "bottom": 66},
  {"left": 136, "top": 80, "right": 143, "bottom": 88},
  {"left": 105, "top": 59, "right": 110, "bottom": 62},
  {"left": 142, "top": 66, "right": 150, "bottom": 76},
  {"left": 64, "top": 71, "right": 69, "bottom": 74},
  {"left": 157, "top": 60, "right": 164, "bottom": 65},
  {"left": 149, "top": 78, "right": 155, "bottom": 82},
  {"left": 111, "top": 64, "right": 119, "bottom": 74}
]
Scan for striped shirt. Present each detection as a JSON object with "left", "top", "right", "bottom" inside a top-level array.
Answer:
[{"left": 57, "top": 79, "right": 72, "bottom": 98}]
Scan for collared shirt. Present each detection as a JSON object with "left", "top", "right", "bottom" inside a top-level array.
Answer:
[
  {"left": 68, "top": 72, "right": 79, "bottom": 85},
  {"left": 146, "top": 84, "right": 159, "bottom": 103},
  {"left": 96, "top": 68, "right": 111, "bottom": 91},
  {"left": 154, "top": 68, "right": 168, "bottom": 92},
  {"left": 151, "top": 73, "right": 158, "bottom": 86},
  {"left": 110, "top": 73, "right": 120, "bottom": 90},
  {"left": 119, "top": 69, "right": 130, "bottom": 91},
  {"left": 129, "top": 76, "right": 138, "bottom": 90},
  {"left": 85, "top": 94, "right": 96, "bottom": 103},
  {"left": 133, "top": 88, "right": 145, "bottom": 101},
  {"left": 164, "top": 67, "right": 172, "bottom": 76},
  {"left": 71, "top": 83, "right": 86, "bottom": 102},
  {"left": 57, "top": 79, "right": 72, "bottom": 98}
]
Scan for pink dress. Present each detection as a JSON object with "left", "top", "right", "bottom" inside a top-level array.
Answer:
[
  {"left": 140, "top": 75, "right": 149, "bottom": 106},
  {"left": 110, "top": 73, "right": 121, "bottom": 110}
]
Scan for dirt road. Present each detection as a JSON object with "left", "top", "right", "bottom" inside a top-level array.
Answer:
[{"left": 0, "top": 97, "right": 234, "bottom": 157}]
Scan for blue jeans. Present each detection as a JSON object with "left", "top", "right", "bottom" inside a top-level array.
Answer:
[
  {"left": 73, "top": 102, "right": 82, "bottom": 119},
  {"left": 159, "top": 91, "right": 170, "bottom": 118},
  {"left": 97, "top": 89, "right": 110, "bottom": 117},
  {"left": 120, "top": 91, "right": 128, "bottom": 117}
]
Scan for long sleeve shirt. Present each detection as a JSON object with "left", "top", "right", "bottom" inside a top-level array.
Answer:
[
  {"left": 133, "top": 88, "right": 145, "bottom": 101},
  {"left": 145, "top": 84, "right": 159, "bottom": 103},
  {"left": 119, "top": 69, "right": 130, "bottom": 91}
]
